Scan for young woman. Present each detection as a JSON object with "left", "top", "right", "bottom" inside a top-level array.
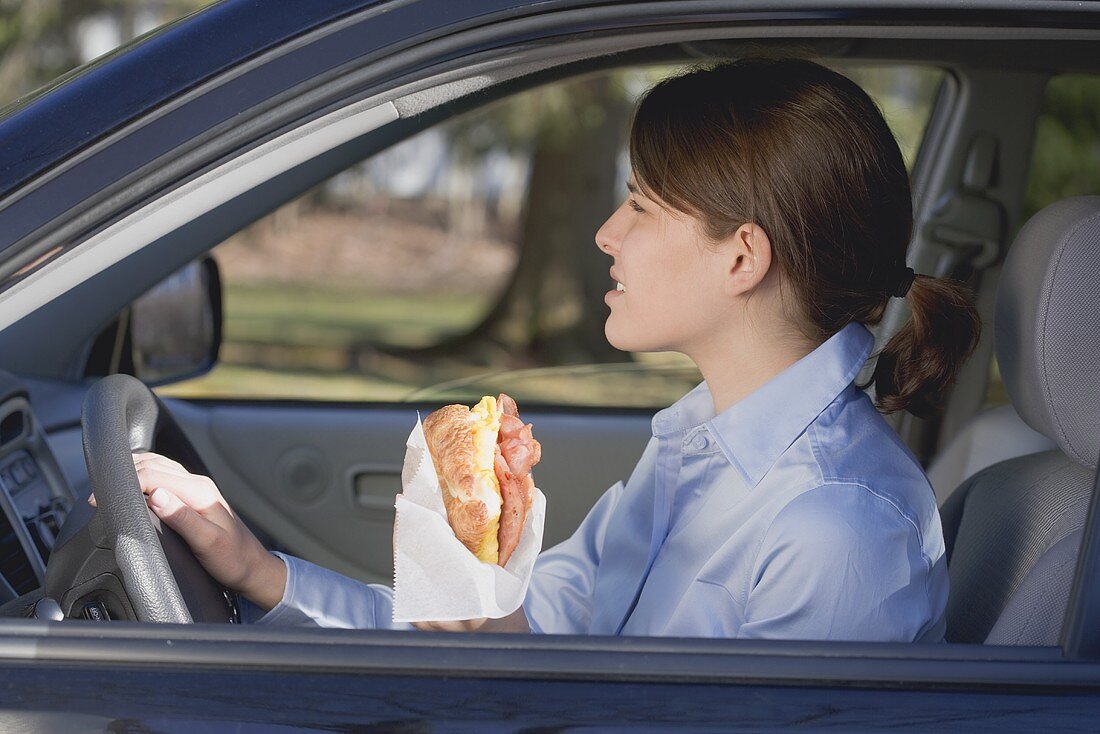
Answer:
[{"left": 122, "top": 58, "right": 980, "bottom": 641}]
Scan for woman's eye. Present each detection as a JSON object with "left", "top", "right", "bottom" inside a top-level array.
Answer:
[{"left": 628, "top": 199, "right": 645, "bottom": 213}]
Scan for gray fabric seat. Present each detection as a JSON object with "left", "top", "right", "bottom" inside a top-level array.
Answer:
[
  {"left": 985, "top": 528, "right": 1084, "bottom": 645},
  {"left": 941, "top": 452, "right": 1091, "bottom": 643},
  {"left": 927, "top": 403, "right": 1055, "bottom": 505},
  {"left": 941, "top": 195, "right": 1100, "bottom": 645}
]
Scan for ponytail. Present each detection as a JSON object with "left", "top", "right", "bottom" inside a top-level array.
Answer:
[{"left": 869, "top": 275, "right": 982, "bottom": 417}]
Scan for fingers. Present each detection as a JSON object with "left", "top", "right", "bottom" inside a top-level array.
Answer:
[
  {"left": 88, "top": 453, "right": 229, "bottom": 516},
  {"left": 412, "top": 618, "right": 488, "bottom": 632},
  {"left": 146, "top": 487, "right": 221, "bottom": 551},
  {"left": 91, "top": 448, "right": 180, "bottom": 507},
  {"left": 133, "top": 453, "right": 231, "bottom": 514},
  {"left": 132, "top": 465, "right": 229, "bottom": 515},
  {"left": 133, "top": 452, "right": 189, "bottom": 477},
  {"left": 413, "top": 621, "right": 454, "bottom": 632}
]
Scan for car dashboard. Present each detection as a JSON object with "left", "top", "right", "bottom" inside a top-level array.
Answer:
[{"left": 0, "top": 371, "right": 75, "bottom": 606}]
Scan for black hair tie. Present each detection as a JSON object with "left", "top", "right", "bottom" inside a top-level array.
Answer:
[{"left": 892, "top": 266, "right": 916, "bottom": 298}]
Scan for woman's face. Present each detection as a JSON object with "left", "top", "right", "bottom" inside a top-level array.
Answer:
[{"left": 594, "top": 177, "right": 733, "bottom": 356}]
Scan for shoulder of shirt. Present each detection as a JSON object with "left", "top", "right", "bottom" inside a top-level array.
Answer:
[
  {"left": 765, "top": 480, "right": 922, "bottom": 546},
  {"left": 747, "top": 482, "right": 934, "bottom": 605},
  {"left": 800, "top": 389, "right": 932, "bottom": 521},
  {"left": 771, "top": 390, "right": 934, "bottom": 546}
]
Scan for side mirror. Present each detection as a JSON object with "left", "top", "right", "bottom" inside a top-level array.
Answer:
[
  {"left": 130, "top": 257, "right": 223, "bottom": 386},
  {"left": 84, "top": 257, "right": 223, "bottom": 387}
]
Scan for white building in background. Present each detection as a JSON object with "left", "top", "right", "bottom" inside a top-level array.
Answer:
[
  {"left": 328, "top": 126, "right": 532, "bottom": 230},
  {"left": 75, "top": 8, "right": 169, "bottom": 64}
]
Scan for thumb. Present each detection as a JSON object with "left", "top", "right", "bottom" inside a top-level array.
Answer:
[{"left": 148, "top": 487, "right": 219, "bottom": 552}]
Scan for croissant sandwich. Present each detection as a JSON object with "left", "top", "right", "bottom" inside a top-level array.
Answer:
[{"left": 422, "top": 393, "right": 541, "bottom": 566}]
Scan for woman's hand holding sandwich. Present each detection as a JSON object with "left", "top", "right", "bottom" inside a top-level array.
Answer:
[
  {"left": 412, "top": 607, "right": 531, "bottom": 633},
  {"left": 398, "top": 392, "right": 541, "bottom": 633}
]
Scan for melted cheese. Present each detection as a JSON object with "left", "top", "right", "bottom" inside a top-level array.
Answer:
[{"left": 469, "top": 396, "right": 502, "bottom": 562}]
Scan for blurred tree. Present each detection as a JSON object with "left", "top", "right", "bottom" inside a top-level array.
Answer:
[
  {"left": 376, "top": 72, "right": 641, "bottom": 369},
  {"left": 0, "top": 0, "right": 212, "bottom": 110},
  {"left": 1023, "top": 74, "right": 1100, "bottom": 221},
  {"left": 468, "top": 73, "right": 635, "bottom": 365}
]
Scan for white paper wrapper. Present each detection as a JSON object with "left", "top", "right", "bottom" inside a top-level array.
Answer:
[{"left": 392, "top": 416, "right": 546, "bottom": 623}]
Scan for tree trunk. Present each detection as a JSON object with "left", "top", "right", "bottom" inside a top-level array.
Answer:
[{"left": 384, "top": 75, "right": 633, "bottom": 368}]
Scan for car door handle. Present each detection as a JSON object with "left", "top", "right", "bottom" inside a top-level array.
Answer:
[{"left": 349, "top": 465, "right": 402, "bottom": 513}]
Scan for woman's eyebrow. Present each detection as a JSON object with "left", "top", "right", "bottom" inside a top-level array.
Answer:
[{"left": 626, "top": 181, "right": 639, "bottom": 195}]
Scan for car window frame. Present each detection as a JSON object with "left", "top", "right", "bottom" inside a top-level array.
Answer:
[{"left": 2, "top": 616, "right": 1098, "bottom": 688}]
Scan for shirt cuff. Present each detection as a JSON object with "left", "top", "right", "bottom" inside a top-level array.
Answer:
[{"left": 241, "top": 551, "right": 412, "bottom": 630}]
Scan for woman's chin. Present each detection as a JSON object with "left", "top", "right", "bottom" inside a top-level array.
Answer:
[
  {"left": 604, "top": 323, "right": 649, "bottom": 353},
  {"left": 603, "top": 325, "right": 629, "bottom": 352}
]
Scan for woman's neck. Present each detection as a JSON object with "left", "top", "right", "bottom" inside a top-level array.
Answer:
[{"left": 689, "top": 327, "right": 817, "bottom": 416}]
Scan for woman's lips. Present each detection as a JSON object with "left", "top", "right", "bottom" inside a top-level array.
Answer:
[{"left": 606, "top": 269, "right": 624, "bottom": 303}]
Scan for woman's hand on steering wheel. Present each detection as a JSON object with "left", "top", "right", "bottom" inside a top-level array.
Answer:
[{"left": 89, "top": 452, "right": 287, "bottom": 612}]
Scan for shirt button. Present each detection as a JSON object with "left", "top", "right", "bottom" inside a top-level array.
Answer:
[{"left": 689, "top": 433, "right": 709, "bottom": 451}]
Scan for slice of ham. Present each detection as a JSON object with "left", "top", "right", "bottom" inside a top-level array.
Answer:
[
  {"left": 493, "top": 392, "right": 540, "bottom": 566},
  {"left": 499, "top": 393, "right": 520, "bottom": 418}
]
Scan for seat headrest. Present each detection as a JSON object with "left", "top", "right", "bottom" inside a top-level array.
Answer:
[{"left": 995, "top": 195, "right": 1100, "bottom": 469}]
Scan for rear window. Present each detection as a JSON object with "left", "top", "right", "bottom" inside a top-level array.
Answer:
[{"left": 985, "top": 73, "right": 1100, "bottom": 409}]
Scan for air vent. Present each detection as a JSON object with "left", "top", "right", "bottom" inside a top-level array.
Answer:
[
  {"left": 0, "top": 508, "right": 37, "bottom": 595},
  {"left": 0, "top": 411, "right": 24, "bottom": 446},
  {"left": 24, "top": 497, "right": 68, "bottom": 560}
]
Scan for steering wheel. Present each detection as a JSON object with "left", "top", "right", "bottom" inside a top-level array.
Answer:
[{"left": 43, "top": 374, "right": 237, "bottom": 623}]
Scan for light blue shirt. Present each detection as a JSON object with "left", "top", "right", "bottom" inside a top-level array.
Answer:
[{"left": 246, "top": 322, "right": 948, "bottom": 641}]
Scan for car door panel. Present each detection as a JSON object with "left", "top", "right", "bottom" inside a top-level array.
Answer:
[{"left": 2, "top": 626, "right": 1099, "bottom": 731}]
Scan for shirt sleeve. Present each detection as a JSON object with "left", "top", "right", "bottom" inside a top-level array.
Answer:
[
  {"left": 737, "top": 483, "right": 940, "bottom": 642},
  {"left": 523, "top": 480, "right": 625, "bottom": 635},
  {"left": 244, "top": 481, "right": 628, "bottom": 634},
  {"left": 241, "top": 551, "right": 413, "bottom": 630}
]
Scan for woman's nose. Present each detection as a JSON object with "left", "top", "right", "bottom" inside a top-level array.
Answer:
[{"left": 594, "top": 208, "right": 622, "bottom": 255}]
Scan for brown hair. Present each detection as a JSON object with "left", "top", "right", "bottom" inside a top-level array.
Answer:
[{"left": 629, "top": 58, "right": 980, "bottom": 416}]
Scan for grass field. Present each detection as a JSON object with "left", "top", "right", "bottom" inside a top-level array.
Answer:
[
  {"left": 158, "top": 282, "right": 490, "bottom": 400},
  {"left": 156, "top": 281, "right": 702, "bottom": 407},
  {"left": 222, "top": 282, "right": 490, "bottom": 350}
]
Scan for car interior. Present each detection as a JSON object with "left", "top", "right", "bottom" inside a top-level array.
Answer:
[{"left": 0, "top": 21, "right": 1097, "bottom": 654}]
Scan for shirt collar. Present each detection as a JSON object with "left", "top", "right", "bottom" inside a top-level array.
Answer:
[{"left": 650, "top": 322, "right": 876, "bottom": 487}]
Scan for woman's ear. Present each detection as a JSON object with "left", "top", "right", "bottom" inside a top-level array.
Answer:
[{"left": 721, "top": 222, "right": 773, "bottom": 297}]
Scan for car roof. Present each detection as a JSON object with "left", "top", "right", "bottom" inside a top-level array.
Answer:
[{"left": 0, "top": 0, "right": 381, "bottom": 198}]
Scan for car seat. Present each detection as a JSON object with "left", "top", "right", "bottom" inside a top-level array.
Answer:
[
  {"left": 927, "top": 403, "right": 1055, "bottom": 505},
  {"left": 940, "top": 195, "right": 1100, "bottom": 645}
]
